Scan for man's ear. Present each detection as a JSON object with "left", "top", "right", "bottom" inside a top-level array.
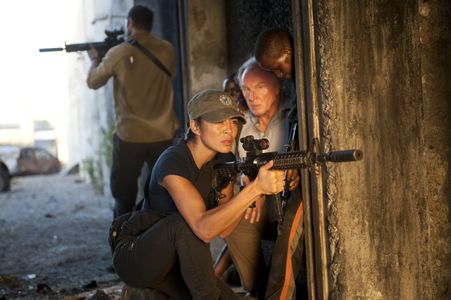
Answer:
[
  {"left": 189, "top": 120, "right": 201, "bottom": 135},
  {"left": 282, "top": 46, "right": 292, "bottom": 55}
]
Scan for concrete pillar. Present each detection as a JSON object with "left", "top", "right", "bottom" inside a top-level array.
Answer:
[{"left": 316, "top": 0, "right": 450, "bottom": 298}]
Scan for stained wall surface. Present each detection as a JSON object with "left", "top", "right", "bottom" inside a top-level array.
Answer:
[
  {"left": 316, "top": 0, "right": 450, "bottom": 298},
  {"left": 186, "top": 0, "right": 293, "bottom": 92},
  {"left": 186, "top": 0, "right": 228, "bottom": 93}
]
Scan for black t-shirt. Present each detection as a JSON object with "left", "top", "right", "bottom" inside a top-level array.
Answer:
[{"left": 143, "top": 142, "right": 235, "bottom": 214}]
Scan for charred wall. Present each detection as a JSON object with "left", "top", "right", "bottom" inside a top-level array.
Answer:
[
  {"left": 317, "top": 0, "right": 450, "bottom": 298},
  {"left": 185, "top": 0, "right": 292, "bottom": 97},
  {"left": 224, "top": 0, "right": 292, "bottom": 73}
]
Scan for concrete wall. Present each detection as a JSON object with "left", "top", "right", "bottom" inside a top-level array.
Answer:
[
  {"left": 316, "top": 0, "right": 450, "bottom": 298},
  {"left": 185, "top": 0, "right": 293, "bottom": 91},
  {"left": 419, "top": 1, "right": 451, "bottom": 297},
  {"left": 186, "top": 0, "right": 228, "bottom": 94}
]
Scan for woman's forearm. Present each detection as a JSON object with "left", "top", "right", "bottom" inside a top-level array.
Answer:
[{"left": 194, "top": 181, "right": 263, "bottom": 241}]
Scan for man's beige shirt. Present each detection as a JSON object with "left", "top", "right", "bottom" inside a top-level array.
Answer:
[{"left": 87, "top": 32, "right": 179, "bottom": 143}]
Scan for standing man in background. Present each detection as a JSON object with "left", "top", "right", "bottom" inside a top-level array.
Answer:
[{"left": 87, "top": 4, "right": 179, "bottom": 218}]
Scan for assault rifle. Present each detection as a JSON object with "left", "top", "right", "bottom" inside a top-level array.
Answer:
[
  {"left": 39, "top": 29, "right": 125, "bottom": 59},
  {"left": 214, "top": 135, "right": 363, "bottom": 232}
]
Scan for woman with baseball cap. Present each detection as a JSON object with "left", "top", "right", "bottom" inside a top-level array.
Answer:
[{"left": 112, "top": 89, "right": 285, "bottom": 299}]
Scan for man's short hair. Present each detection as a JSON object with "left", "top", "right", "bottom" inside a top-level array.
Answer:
[
  {"left": 237, "top": 57, "right": 259, "bottom": 87},
  {"left": 128, "top": 5, "right": 154, "bottom": 32},
  {"left": 237, "top": 56, "right": 282, "bottom": 96},
  {"left": 255, "top": 28, "right": 292, "bottom": 61}
]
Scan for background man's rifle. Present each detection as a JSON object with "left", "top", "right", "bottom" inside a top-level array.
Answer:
[
  {"left": 214, "top": 135, "right": 363, "bottom": 232},
  {"left": 39, "top": 29, "right": 125, "bottom": 59}
]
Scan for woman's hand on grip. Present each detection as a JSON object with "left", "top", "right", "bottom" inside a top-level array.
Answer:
[{"left": 254, "top": 160, "right": 285, "bottom": 195}]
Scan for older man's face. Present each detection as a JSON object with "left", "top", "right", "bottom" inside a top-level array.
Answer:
[{"left": 241, "top": 66, "right": 280, "bottom": 118}]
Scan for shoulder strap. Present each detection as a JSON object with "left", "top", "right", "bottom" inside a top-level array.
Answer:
[
  {"left": 127, "top": 39, "right": 172, "bottom": 78},
  {"left": 134, "top": 172, "right": 152, "bottom": 211},
  {"left": 144, "top": 172, "right": 152, "bottom": 203}
]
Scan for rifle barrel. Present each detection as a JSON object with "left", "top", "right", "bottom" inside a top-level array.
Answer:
[
  {"left": 39, "top": 41, "right": 110, "bottom": 53},
  {"left": 323, "top": 149, "right": 363, "bottom": 162},
  {"left": 39, "top": 47, "right": 64, "bottom": 52},
  {"left": 214, "top": 149, "right": 363, "bottom": 181},
  {"left": 251, "top": 149, "right": 363, "bottom": 169}
]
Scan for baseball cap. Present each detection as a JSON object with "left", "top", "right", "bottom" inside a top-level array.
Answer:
[{"left": 188, "top": 89, "right": 246, "bottom": 124}]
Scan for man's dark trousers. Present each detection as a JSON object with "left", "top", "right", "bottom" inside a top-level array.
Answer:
[{"left": 110, "top": 133, "right": 173, "bottom": 218}]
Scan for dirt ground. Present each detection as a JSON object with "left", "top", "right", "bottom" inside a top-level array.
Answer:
[{"left": 0, "top": 173, "right": 122, "bottom": 299}]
